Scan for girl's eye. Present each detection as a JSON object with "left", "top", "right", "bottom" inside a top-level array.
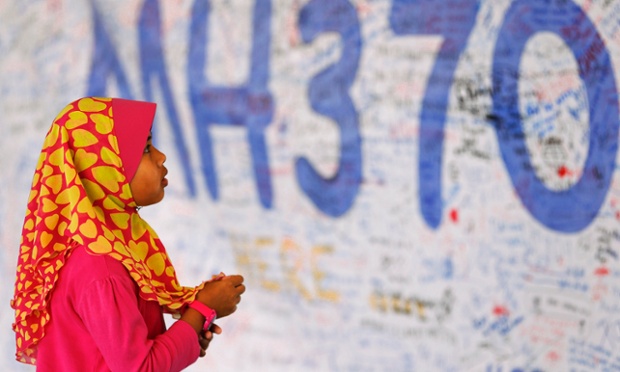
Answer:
[{"left": 144, "top": 144, "right": 151, "bottom": 153}]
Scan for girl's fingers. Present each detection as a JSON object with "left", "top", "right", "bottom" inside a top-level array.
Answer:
[
  {"left": 208, "top": 323, "right": 222, "bottom": 335},
  {"left": 223, "top": 275, "right": 244, "bottom": 286}
]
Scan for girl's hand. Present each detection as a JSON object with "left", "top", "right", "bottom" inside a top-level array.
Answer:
[
  {"left": 196, "top": 275, "right": 245, "bottom": 318},
  {"left": 211, "top": 272, "right": 226, "bottom": 281},
  {"left": 199, "top": 323, "right": 222, "bottom": 357}
]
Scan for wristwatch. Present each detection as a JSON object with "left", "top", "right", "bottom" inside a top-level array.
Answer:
[{"left": 188, "top": 301, "right": 217, "bottom": 330}]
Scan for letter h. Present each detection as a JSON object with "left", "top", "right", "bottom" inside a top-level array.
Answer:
[{"left": 188, "top": 0, "right": 274, "bottom": 207}]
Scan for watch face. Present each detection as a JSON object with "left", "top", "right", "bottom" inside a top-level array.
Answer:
[{"left": 204, "top": 309, "right": 216, "bottom": 330}]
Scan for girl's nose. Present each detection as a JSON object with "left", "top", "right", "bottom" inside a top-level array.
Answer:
[{"left": 153, "top": 145, "right": 166, "bottom": 165}]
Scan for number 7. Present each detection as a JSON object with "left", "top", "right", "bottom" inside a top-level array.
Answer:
[{"left": 390, "top": 0, "right": 481, "bottom": 229}]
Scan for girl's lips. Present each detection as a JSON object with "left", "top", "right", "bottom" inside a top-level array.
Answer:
[{"left": 162, "top": 168, "right": 168, "bottom": 186}]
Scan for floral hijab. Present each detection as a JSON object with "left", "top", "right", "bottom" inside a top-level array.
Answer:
[{"left": 11, "top": 97, "right": 202, "bottom": 364}]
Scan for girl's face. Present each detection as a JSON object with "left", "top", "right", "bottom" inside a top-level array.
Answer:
[{"left": 129, "top": 135, "right": 168, "bottom": 207}]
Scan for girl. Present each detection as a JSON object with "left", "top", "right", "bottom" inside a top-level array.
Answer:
[{"left": 11, "top": 97, "right": 245, "bottom": 371}]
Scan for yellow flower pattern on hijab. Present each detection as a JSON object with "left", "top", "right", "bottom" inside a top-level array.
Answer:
[{"left": 11, "top": 97, "right": 203, "bottom": 364}]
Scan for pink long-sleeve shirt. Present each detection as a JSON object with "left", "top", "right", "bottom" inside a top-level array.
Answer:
[{"left": 35, "top": 245, "right": 200, "bottom": 371}]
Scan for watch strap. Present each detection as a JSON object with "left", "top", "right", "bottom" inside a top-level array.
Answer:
[{"left": 188, "top": 301, "right": 217, "bottom": 330}]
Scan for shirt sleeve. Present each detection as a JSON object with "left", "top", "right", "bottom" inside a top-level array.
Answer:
[{"left": 75, "top": 275, "right": 200, "bottom": 372}]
